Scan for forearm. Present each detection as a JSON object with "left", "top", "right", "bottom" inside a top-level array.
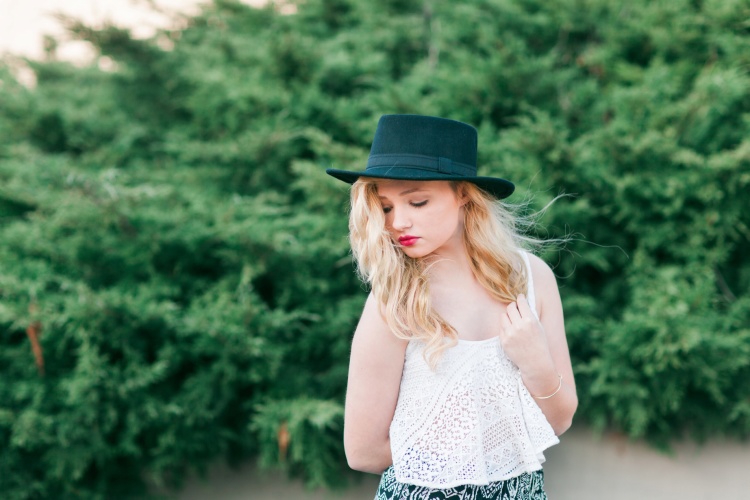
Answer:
[
  {"left": 521, "top": 367, "right": 578, "bottom": 435},
  {"left": 514, "top": 258, "right": 578, "bottom": 435}
]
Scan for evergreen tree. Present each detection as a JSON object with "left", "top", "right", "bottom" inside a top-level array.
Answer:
[{"left": 1, "top": 0, "right": 748, "bottom": 497}]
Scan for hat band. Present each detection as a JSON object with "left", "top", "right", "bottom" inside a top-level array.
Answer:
[{"left": 366, "top": 153, "right": 476, "bottom": 176}]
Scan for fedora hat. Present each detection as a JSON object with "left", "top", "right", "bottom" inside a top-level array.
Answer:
[{"left": 326, "top": 114, "right": 515, "bottom": 199}]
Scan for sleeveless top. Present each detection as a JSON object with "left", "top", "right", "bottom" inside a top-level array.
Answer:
[{"left": 388, "top": 252, "right": 559, "bottom": 489}]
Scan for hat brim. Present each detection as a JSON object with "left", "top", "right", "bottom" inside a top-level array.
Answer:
[{"left": 326, "top": 167, "right": 515, "bottom": 200}]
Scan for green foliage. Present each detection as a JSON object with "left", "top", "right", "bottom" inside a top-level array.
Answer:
[
  {"left": 1, "top": 0, "right": 749, "bottom": 497},
  {"left": 252, "top": 398, "right": 346, "bottom": 489}
]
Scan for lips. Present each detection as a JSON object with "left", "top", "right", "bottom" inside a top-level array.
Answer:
[{"left": 398, "top": 236, "right": 419, "bottom": 247}]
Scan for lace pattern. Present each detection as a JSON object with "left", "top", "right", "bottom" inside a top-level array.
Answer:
[{"left": 388, "top": 252, "right": 559, "bottom": 488}]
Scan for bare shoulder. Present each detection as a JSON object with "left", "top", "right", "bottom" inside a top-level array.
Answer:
[
  {"left": 351, "top": 293, "right": 408, "bottom": 355},
  {"left": 526, "top": 252, "right": 558, "bottom": 286},
  {"left": 358, "top": 292, "right": 389, "bottom": 327},
  {"left": 526, "top": 252, "right": 562, "bottom": 317}
]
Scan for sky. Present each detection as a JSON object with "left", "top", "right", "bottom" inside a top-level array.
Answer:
[{"left": 0, "top": 0, "right": 263, "bottom": 62}]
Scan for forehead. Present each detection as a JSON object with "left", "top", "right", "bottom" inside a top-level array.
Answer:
[{"left": 375, "top": 179, "right": 452, "bottom": 197}]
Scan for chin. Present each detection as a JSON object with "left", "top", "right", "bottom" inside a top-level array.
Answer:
[{"left": 401, "top": 247, "right": 432, "bottom": 259}]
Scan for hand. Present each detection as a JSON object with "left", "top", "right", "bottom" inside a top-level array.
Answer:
[{"left": 498, "top": 294, "right": 555, "bottom": 376}]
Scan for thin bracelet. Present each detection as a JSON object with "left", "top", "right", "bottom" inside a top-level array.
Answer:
[{"left": 533, "top": 374, "right": 563, "bottom": 400}]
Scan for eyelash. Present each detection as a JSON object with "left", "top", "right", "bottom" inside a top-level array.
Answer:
[{"left": 383, "top": 200, "right": 428, "bottom": 214}]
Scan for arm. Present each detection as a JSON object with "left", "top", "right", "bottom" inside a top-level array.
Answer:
[
  {"left": 500, "top": 254, "right": 578, "bottom": 435},
  {"left": 344, "top": 293, "right": 408, "bottom": 473}
]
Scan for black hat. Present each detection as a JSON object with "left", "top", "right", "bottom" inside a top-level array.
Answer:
[{"left": 326, "top": 114, "right": 515, "bottom": 199}]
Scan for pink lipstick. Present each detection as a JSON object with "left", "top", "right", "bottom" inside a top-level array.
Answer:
[{"left": 398, "top": 236, "right": 419, "bottom": 247}]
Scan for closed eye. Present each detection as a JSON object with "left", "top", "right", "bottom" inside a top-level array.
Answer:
[{"left": 382, "top": 200, "right": 426, "bottom": 214}]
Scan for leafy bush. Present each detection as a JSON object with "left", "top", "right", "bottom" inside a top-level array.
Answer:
[{"left": 1, "top": 0, "right": 748, "bottom": 497}]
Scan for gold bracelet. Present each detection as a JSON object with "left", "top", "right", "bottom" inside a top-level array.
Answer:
[{"left": 533, "top": 374, "right": 563, "bottom": 400}]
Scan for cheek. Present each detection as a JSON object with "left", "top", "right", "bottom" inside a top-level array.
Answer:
[
  {"left": 383, "top": 213, "right": 394, "bottom": 230},
  {"left": 441, "top": 206, "right": 464, "bottom": 235},
  {"left": 435, "top": 202, "right": 460, "bottom": 220}
]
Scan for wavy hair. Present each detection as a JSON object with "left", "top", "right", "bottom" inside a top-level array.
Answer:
[{"left": 349, "top": 177, "right": 548, "bottom": 367}]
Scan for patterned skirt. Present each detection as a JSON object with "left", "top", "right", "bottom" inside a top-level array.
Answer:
[{"left": 374, "top": 466, "right": 547, "bottom": 500}]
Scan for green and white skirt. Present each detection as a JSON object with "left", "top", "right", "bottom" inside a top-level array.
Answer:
[{"left": 375, "top": 466, "right": 547, "bottom": 500}]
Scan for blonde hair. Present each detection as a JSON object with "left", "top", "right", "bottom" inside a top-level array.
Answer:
[{"left": 349, "top": 177, "right": 544, "bottom": 367}]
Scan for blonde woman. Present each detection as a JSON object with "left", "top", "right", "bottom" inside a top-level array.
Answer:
[{"left": 327, "top": 115, "right": 577, "bottom": 499}]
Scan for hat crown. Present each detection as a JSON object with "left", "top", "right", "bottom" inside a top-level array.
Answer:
[
  {"left": 368, "top": 115, "right": 478, "bottom": 173},
  {"left": 324, "top": 114, "right": 515, "bottom": 200}
]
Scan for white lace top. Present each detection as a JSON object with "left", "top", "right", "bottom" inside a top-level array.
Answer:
[{"left": 388, "top": 252, "right": 559, "bottom": 488}]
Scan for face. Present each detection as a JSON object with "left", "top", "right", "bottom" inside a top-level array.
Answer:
[{"left": 376, "top": 180, "right": 466, "bottom": 259}]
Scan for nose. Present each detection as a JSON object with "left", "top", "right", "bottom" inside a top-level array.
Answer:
[{"left": 390, "top": 207, "right": 412, "bottom": 231}]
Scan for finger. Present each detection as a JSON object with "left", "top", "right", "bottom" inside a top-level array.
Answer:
[
  {"left": 499, "top": 311, "right": 511, "bottom": 334},
  {"left": 497, "top": 314, "right": 511, "bottom": 341},
  {"left": 505, "top": 301, "right": 522, "bottom": 322},
  {"left": 516, "top": 294, "right": 533, "bottom": 318}
]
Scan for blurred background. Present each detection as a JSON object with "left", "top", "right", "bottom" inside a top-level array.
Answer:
[{"left": 1, "top": 1, "right": 749, "bottom": 499}]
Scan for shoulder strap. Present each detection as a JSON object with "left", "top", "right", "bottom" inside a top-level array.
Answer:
[{"left": 520, "top": 251, "right": 539, "bottom": 319}]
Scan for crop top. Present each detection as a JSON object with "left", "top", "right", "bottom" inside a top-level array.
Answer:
[{"left": 388, "top": 251, "right": 559, "bottom": 488}]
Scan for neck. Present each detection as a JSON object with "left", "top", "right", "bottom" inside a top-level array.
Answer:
[{"left": 424, "top": 244, "right": 476, "bottom": 287}]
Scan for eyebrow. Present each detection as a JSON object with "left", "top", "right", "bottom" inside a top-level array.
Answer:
[{"left": 378, "top": 188, "right": 425, "bottom": 199}]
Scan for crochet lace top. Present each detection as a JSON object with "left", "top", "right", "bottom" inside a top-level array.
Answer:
[{"left": 388, "top": 252, "right": 559, "bottom": 488}]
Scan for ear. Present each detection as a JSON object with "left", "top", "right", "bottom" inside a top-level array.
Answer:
[{"left": 456, "top": 184, "right": 470, "bottom": 206}]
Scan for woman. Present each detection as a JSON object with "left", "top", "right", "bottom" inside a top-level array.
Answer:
[{"left": 327, "top": 114, "right": 577, "bottom": 499}]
